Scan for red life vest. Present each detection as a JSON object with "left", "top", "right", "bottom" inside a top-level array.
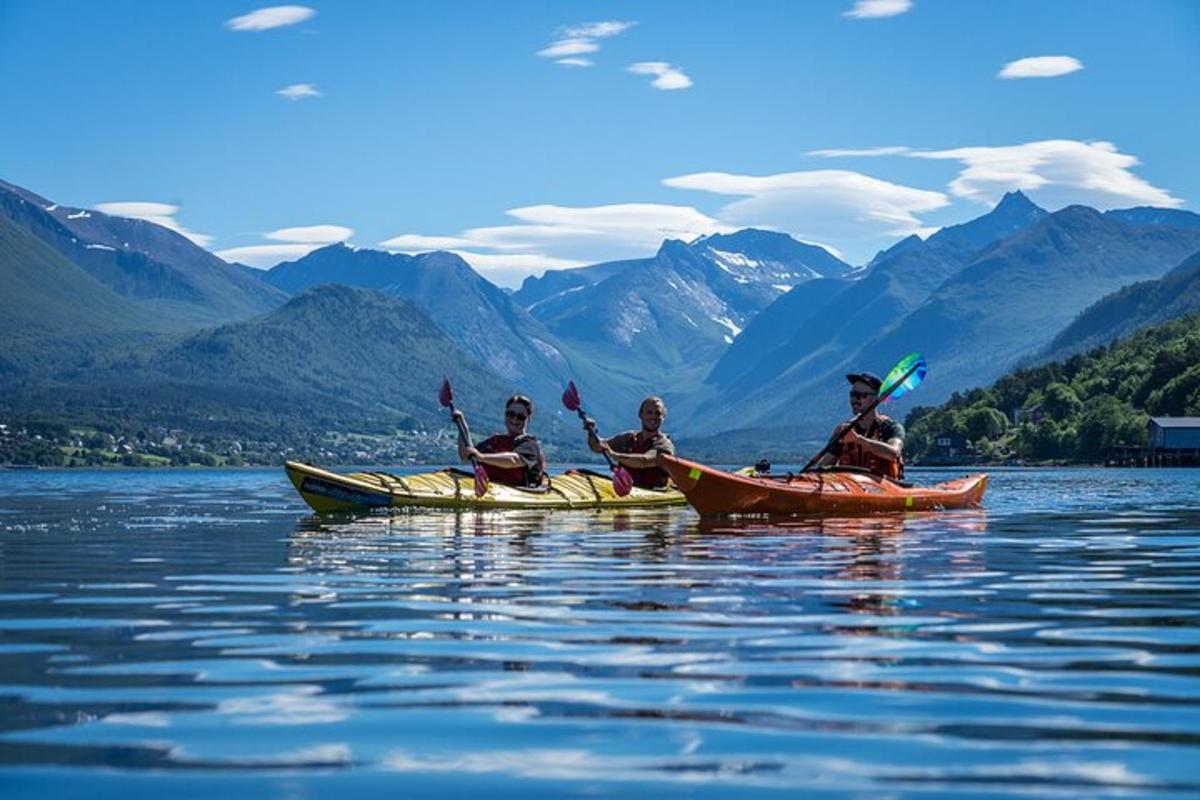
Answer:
[
  {"left": 612, "top": 431, "right": 671, "bottom": 490},
  {"left": 477, "top": 434, "right": 545, "bottom": 487},
  {"left": 836, "top": 415, "right": 904, "bottom": 480}
]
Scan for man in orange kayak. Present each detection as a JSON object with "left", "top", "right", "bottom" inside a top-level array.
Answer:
[
  {"left": 453, "top": 394, "right": 546, "bottom": 487},
  {"left": 587, "top": 396, "right": 675, "bottom": 489},
  {"left": 817, "top": 372, "right": 905, "bottom": 479}
]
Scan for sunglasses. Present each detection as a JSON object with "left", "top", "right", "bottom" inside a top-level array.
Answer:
[
  {"left": 505, "top": 410, "right": 528, "bottom": 421},
  {"left": 849, "top": 390, "right": 876, "bottom": 400}
]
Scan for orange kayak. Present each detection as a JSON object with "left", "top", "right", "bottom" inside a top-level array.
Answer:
[{"left": 659, "top": 454, "right": 988, "bottom": 516}]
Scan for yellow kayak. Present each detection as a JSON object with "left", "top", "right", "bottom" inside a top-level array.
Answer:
[{"left": 284, "top": 461, "right": 687, "bottom": 513}]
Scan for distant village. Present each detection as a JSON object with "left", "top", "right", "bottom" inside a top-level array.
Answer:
[{"left": 0, "top": 420, "right": 464, "bottom": 468}]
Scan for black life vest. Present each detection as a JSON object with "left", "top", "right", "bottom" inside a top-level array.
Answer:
[{"left": 836, "top": 415, "right": 904, "bottom": 479}]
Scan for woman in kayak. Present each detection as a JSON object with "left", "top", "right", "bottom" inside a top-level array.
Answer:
[
  {"left": 817, "top": 372, "right": 905, "bottom": 479},
  {"left": 453, "top": 395, "right": 546, "bottom": 487},
  {"left": 586, "top": 396, "right": 675, "bottom": 489}
]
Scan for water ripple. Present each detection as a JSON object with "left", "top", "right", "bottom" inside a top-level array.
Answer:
[{"left": 2, "top": 466, "right": 1200, "bottom": 798}]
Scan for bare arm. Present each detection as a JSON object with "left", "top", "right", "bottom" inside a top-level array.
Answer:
[
  {"left": 471, "top": 450, "right": 524, "bottom": 468},
  {"left": 610, "top": 450, "right": 660, "bottom": 468},
  {"left": 607, "top": 433, "right": 670, "bottom": 469},
  {"left": 848, "top": 430, "right": 903, "bottom": 462}
]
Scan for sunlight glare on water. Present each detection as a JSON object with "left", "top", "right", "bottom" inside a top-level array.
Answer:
[{"left": 1, "top": 466, "right": 1199, "bottom": 799}]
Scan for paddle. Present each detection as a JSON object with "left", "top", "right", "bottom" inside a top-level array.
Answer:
[
  {"left": 561, "top": 381, "right": 635, "bottom": 497},
  {"left": 798, "top": 352, "right": 928, "bottom": 475},
  {"left": 438, "top": 377, "right": 489, "bottom": 497}
]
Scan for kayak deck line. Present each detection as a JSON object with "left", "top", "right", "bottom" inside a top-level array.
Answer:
[
  {"left": 659, "top": 454, "right": 987, "bottom": 517},
  {"left": 284, "top": 461, "right": 687, "bottom": 513}
]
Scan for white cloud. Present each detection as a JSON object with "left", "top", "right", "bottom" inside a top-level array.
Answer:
[
  {"left": 276, "top": 83, "right": 322, "bottom": 100},
  {"left": 381, "top": 202, "right": 728, "bottom": 285},
  {"left": 537, "top": 39, "right": 599, "bottom": 59},
  {"left": 218, "top": 223, "right": 355, "bottom": 267},
  {"left": 265, "top": 224, "right": 353, "bottom": 244},
  {"left": 663, "top": 169, "right": 949, "bottom": 245},
  {"left": 998, "top": 55, "right": 1084, "bottom": 79},
  {"left": 537, "top": 19, "right": 635, "bottom": 68},
  {"left": 225, "top": 5, "right": 315, "bottom": 32},
  {"left": 376, "top": 234, "right": 478, "bottom": 251},
  {"left": 844, "top": 0, "right": 913, "bottom": 19},
  {"left": 809, "top": 138, "right": 1181, "bottom": 211},
  {"left": 559, "top": 21, "right": 636, "bottom": 39},
  {"left": 94, "top": 201, "right": 214, "bottom": 248},
  {"left": 215, "top": 243, "right": 323, "bottom": 267},
  {"left": 908, "top": 139, "right": 1182, "bottom": 208},
  {"left": 627, "top": 62, "right": 692, "bottom": 90},
  {"left": 809, "top": 146, "right": 913, "bottom": 157}
]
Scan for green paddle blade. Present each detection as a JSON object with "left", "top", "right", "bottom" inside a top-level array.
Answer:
[{"left": 880, "top": 352, "right": 927, "bottom": 401}]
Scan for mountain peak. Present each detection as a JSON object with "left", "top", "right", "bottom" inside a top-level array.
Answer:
[
  {"left": 919, "top": 190, "right": 1048, "bottom": 265},
  {"left": 1051, "top": 204, "right": 1106, "bottom": 225},
  {"left": 655, "top": 238, "right": 694, "bottom": 259},
  {"left": 416, "top": 250, "right": 472, "bottom": 270},
  {"left": 702, "top": 228, "right": 791, "bottom": 247},
  {"left": 993, "top": 190, "right": 1039, "bottom": 214}
]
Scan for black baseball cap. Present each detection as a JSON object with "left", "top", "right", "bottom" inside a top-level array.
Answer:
[{"left": 845, "top": 372, "right": 882, "bottom": 392}]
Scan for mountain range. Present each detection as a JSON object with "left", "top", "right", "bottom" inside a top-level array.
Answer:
[
  {"left": 701, "top": 191, "right": 1047, "bottom": 402},
  {"left": 263, "top": 244, "right": 573, "bottom": 406},
  {"left": 1042, "top": 249, "right": 1200, "bottom": 361},
  {"left": 3, "top": 174, "right": 1200, "bottom": 461},
  {"left": 0, "top": 179, "right": 284, "bottom": 326},
  {"left": 691, "top": 199, "right": 1200, "bottom": 442}
]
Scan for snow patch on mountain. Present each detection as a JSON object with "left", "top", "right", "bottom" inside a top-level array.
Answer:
[
  {"left": 713, "top": 315, "right": 743, "bottom": 338},
  {"left": 707, "top": 248, "right": 760, "bottom": 269}
]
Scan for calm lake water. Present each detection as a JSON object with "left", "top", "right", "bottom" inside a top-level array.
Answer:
[{"left": 2, "top": 466, "right": 1200, "bottom": 799}]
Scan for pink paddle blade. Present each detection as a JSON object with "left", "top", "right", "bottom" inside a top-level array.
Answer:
[
  {"left": 561, "top": 381, "right": 581, "bottom": 412},
  {"left": 611, "top": 465, "right": 634, "bottom": 497},
  {"left": 438, "top": 378, "right": 454, "bottom": 408},
  {"left": 473, "top": 464, "right": 489, "bottom": 497}
]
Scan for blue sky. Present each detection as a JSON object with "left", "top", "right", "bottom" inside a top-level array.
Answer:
[{"left": 2, "top": 0, "right": 1198, "bottom": 285}]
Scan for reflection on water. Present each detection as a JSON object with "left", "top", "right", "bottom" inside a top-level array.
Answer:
[{"left": 1, "top": 467, "right": 1199, "bottom": 798}]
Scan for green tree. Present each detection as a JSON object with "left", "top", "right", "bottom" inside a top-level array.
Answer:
[
  {"left": 963, "top": 406, "right": 1008, "bottom": 441},
  {"left": 1042, "top": 382, "right": 1083, "bottom": 421},
  {"left": 1145, "top": 363, "right": 1200, "bottom": 416},
  {"left": 1074, "top": 396, "right": 1143, "bottom": 462}
]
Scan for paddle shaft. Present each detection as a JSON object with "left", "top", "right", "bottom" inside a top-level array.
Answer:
[
  {"left": 799, "top": 360, "right": 923, "bottom": 474},
  {"left": 575, "top": 408, "right": 623, "bottom": 471},
  {"left": 448, "top": 403, "right": 486, "bottom": 475}
]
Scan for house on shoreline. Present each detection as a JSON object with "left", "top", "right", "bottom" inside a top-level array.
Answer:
[
  {"left": 1109, "top": 417, "right": 1200, "bottom": 467},
  {"left": 1148, "top": 417, "right": 1200, "bottom": 466}
]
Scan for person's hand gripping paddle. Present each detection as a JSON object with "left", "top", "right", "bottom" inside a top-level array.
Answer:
[
  {"left": 799, "top": 352, "right": 928, "bottom": 474},
  {"left": 561, "top": 381, "right": 634, "bottom": 497},
  {"left": 438, "top": 378, "right": 489, "bottom": 497}
]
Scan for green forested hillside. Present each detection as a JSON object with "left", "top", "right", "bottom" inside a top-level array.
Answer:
[
  {"left": 906, "top": 314, "right": 1200, "bottom": 463},
  {"left": 0, "top": 214, "right": 171, "bottom": 372},
  {"left": 0, "top": 286, "right": 519, "bottom": 466},
  {"left": 1041, "top": 250, "right": 1200, "bottom": 361}
]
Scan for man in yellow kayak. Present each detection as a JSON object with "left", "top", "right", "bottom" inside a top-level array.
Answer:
[
  {"left": 817, "top": 372, "right": 905, "bottom": 479},
  {"left": 586, "top": 396, "right": 675, "bottom": 489},
  {"left": 453, "top": 394, "right": 547, "bottom": 487}
]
